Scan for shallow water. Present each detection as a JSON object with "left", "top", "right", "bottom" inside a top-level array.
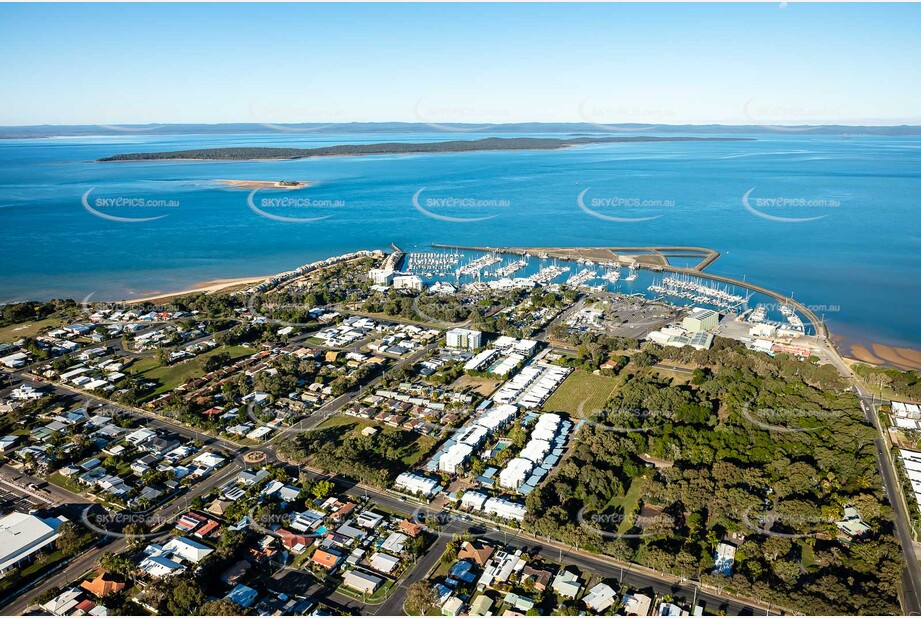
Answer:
[{"left": 0, "top": 131, "right": 918, "bottom": 350}]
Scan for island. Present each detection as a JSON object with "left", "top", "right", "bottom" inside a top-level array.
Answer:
[{"left": 97, "top": 135, "right": 753, "bottom": 162}]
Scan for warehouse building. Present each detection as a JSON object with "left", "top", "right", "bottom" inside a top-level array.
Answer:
[
  {"left": 682, "top": 307, "right": 719, "bottom": 333},
  {"left": 0, "top": 513, "right": 67, "bottom": 576}
]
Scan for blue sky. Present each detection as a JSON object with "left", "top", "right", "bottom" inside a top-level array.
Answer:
[{"left": 0, "top": 3, "right": 918, "bottom": 126}]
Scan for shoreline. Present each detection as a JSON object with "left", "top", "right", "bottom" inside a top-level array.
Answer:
[
  {"left": 841, "top": 341, "right": 921, "bottom": 372},
  {"left": 120, "top": 276, "right": 271, "bottom": 304},
  {"left": 103, "top": 245, "right": 921, "bottom": 371}
]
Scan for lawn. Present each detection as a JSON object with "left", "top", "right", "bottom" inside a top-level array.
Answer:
[
  {"left": 542, "top": 369, "right": 620, "bottom": 417},
  {"left": 48, "top": 471, "right": 85, "bottom": 495},
  {"left": 605, "top": 474, "right": 649, "bottom": 534},
  {"left": 139, "top": 345, "right": 254, "bottom": 396},
  {"left": 0, "top": 316, "right": 63, "bottom": 343},
  {"left": 799, "top": 539, "right": 816, "bottom": 571}
]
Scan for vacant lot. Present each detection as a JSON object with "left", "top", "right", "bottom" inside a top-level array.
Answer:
[
  {"left": 140, "top": 345, "right": 255, "bottom": 395},
  {"left": 0, "top": 317, "right": 63, "bottom": 343},
  {"left": 542, "top": 369, "right": 619, "bottom": 416},
  {"left": 452, "top": 374, "right": 501, "bottom": 397}
]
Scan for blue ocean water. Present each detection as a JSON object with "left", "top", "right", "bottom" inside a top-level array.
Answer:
[{"left": 0, "top": 131, "right": 918, "bottom": 350}]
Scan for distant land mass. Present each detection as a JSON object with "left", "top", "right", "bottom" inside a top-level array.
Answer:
[
  {"left": 97, "top": 136, "right": 752, "bottom": 162},
  {"left": 3, "top": 122, "right": 921, "bottom": 139}
]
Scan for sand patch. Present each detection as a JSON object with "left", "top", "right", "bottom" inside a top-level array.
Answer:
[
  {"left": 219, "top": 179, "right": 313, "bottom": 190},
  {"left": 871, "top": 344, "right": 921, "bottom": 372}
]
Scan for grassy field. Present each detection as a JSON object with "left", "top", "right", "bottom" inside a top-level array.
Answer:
[
  {"left": 140, "top": 345, "right": 255, "bottom": 395},
  {"left": 314, "top": 414, "right": 436, "bottom": 468},
  {"left": 0, "top": 317, "right": 63, "bottom": 343},
  {"left": 650, "top": 367, "right": 693, "bottom": 385},
  {"left": 127, "top": 355, "right": 160, "bottom": 375},
  {"left": 542, "top": 369, "right": 620, "bottom": 417}
]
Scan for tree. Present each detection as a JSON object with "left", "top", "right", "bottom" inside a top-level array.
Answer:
[
  {"left": 200, "top": 600, "right": 246, "bottom": 615},
  {"left": 312, "top": 480, "right": 335, "bottom": 500},
  {"left": 98, "top": 552, "right": 136, "bottom": 585},
  {"left": 405, "top": 581, "right": 440, "bottom": 616},
  {"left": 164, "top": 578, "right": 206, "bottom": 616},
  {"left": 56, "top": 522, "right": 84, "bottom": 557}
]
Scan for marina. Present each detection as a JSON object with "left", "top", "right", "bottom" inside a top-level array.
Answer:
[{"left": 404, "top": 245, "right": 820, "bottom": 337}]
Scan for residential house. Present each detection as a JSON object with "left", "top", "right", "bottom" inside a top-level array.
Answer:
[
  {"left": 457, "top": 540, "right": 494, "bottom": 566},
  {"left": 342, "top": 570, "right": 382, "bottom": 595},
  {"left": 551, "top": 570, "right": 582, "bottom": 599},
  {"left": 311, "top": 548, "right": 343, "bottom": 570},
  {"left": 80, "top": 572, "right": 125, "bottom": 598}
]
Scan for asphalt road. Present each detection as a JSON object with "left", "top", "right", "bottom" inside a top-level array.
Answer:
[
  {"left": 372, "top": 522, "right": 461, "bottom": 615},
  {"left": 821, "top": 345, "right": 921, "bottom": 615},
  {"left": 6, "top": 306, "right": 909, "bottom": 616}
]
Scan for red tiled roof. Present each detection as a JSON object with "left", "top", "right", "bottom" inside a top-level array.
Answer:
[
  {"left": 195, "top": 519, "right": 220, "bottom": 538},
  {"left": 312, "top": 549, "right": 342, "bottom": 569},
  {"left": 75, "top": 600, "right": 95, "bottom": 612}
]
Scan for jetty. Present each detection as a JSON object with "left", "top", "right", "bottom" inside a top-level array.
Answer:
[{"left": 430, "top": 243, "right": 826, "bottom": 339}]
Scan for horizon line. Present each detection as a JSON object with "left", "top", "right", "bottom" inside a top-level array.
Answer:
[{"left": 3, "top": 120, "right": 921, "bottom": 128}]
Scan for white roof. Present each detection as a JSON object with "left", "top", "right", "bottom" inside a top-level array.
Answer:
[
  {"left": 139, "top": 555, "right": 184, "bottom": 578},
  {"left": 499, "top": 458, "right": 534, "bottom": 490},
  {"left": 461, "top": 491, "right": 489, "bottom": 511},
  {"left": 0, "top": 513, "right": 64, "bottom": 573},
  {"left": 162, "top": 537, "right": 214, "bottom": 563},
  {"left": 192, "top": 452, "right": 225, "bottom": 467},
  {"left": 381, "top": 532, "right": 408, "bottom": 554},
  {"left": 483, "top": 497, "right": 527, "bottom": 521},
  {"left": 369, "top": 552, "right": 400, "bottom": 573},
  {"left": 583, "top": 583, "right": 617, "bottom": 611}
]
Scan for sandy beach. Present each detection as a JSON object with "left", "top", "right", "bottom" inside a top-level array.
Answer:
[{"left": 122, "top": 275, "right": 269, "bottom": 304}]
